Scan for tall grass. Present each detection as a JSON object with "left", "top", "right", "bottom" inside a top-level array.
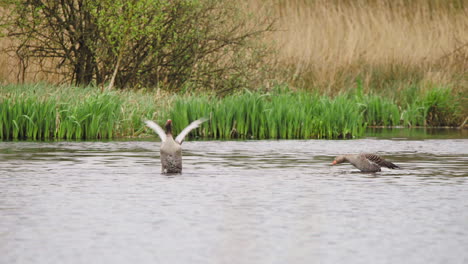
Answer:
[
  {"left": 54, "top": 94, "right": 121, "bottom": 139},
  {"left": 0, "top": 94, "right": 121, "bottom": 140},
  {"left": 0, "top": 84, "right": 463, "bottom": 140},
  {"left": 0, "top": 84, "right": 168, "bottom": 140},
  {"left": 0, "top": 97, "right": 56, "bottom": 140},
  {"left": 164, "top": 85, "right": 461, "bottom": 139},
  {"left": 163, "top": 91, "right": 366, "bottom": 139},
  {"left": 353, "top": 81, "right": 400, "bottom": 126},
  {"left": 256, "top": 0, "right": 468, "bottom": 93}
]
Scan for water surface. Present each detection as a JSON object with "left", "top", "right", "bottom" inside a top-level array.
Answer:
[{"left": 1, "top": 130, "right": 467, "bottom": 264}]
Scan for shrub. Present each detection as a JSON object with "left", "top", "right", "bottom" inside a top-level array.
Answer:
[{"left": 1, "top": 0, "right": 274, "bottom": 91}]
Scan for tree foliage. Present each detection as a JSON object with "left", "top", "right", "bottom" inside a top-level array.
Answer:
[{"left": 1, "top": 0, "right": 274, "bottom": 91}]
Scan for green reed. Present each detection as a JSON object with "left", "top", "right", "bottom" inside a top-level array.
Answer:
[
  {"left": 55, "top": 94, "right": 121, "bottom": 139},
  {"left": 398, "top": 85, "right": 462, "bottom": 127},
  {"left": 166, "top": 91, "right": 367, "bottom": 139},
  {"left": 357, "top": 95, "right": 401, "bottom": 126},
  {"left": 0, "top": 97, "right": 57, "bottom": 140},
  {"left": 0, "top": 84, "right": 124, "bottom": 140},
  {"left": 165, "top": 85, "right": 462, "bottom": 139},
  {"left": 0, "top": 84, "right": 462, "bottom": 140},
  {"left": 422, "top": 87, "right": 461, "bottom": 126}
]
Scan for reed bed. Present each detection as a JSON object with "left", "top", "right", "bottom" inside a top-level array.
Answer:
[
  {"left": 0, "top": 84, "right": 462, "bottom": 140},
  {"left": 165, "top": 91, "right": 367, "bottom": 139},
  {"left": 151, "top": 84, "right": 461, "bottom": 139},
  {"left": 258, "top": 0, "right": 468, "bottom": 93},
  {"left": 0, "top": 84, "right": 166, "bottom": 140},
  {"left": 0, "top": 90, "right": 121, "bottom": 139}
]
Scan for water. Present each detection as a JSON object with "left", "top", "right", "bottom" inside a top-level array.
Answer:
[{"left": 1, "top": 129, "right": 467, "bottom": 264}]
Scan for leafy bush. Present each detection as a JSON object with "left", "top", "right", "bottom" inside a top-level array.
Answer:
[{"left": 1, "top": 0, "right": 274, "bottom": 91}]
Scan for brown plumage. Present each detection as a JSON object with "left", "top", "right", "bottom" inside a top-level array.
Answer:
[
  {"left": 331, "top": 153, "right": 400, "bottom": 172},
  {"left": 145, "top": 118, "right": 208, "bottom": 174}
]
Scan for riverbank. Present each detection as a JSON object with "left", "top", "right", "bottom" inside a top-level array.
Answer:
[{"left": 0, "top": 83, "right": 465, "bottom": 140}]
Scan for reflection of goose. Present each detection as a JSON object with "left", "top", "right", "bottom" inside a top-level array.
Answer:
[
  {"left": 145, "top": 118, "right": 208, "bottom": 174},
  {"left": 331, "top": 153, "right": 400, "bottom": 172}
]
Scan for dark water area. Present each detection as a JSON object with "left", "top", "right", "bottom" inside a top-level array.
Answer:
[
  {"left": 1, "top": 129, "right": 467, "bottom": 264},
  {"left": 365, "top": 127, "right": 468, "bottom": 140}
]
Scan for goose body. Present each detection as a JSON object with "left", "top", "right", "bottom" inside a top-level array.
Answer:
[
  {"left": 331, "top": 153, "right": 399, "bottom": 172},
  {"left": 160, "top": 135, "right": 182, "bottom": 173},
  {"left": 145, "top": 118, "right": 207, "bottom": 174}
]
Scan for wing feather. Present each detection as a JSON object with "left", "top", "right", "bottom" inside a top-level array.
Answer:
[
  {"left": 175, "top": 118, "right": 208, "bottom": 144},
  {"left": 144, "top": 120, "right": 167, "bottom": 142},
  {"left": 364, "top": 153, "right": 399, "bottom": 169}
]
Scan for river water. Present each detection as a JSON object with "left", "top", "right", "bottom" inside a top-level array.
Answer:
[{"left": 1, "top": 129, "right": 467, "bottom": 264}]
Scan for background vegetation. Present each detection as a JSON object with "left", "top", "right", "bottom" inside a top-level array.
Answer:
[
  {"left": 1, "top": 0, "right": 466, "bottom": 93},
  {"left": 0, "top": 0, "right": 274, "bottom": 92},
  {"left": 265, "top": 0, "right": 467, "bottom": 94},
  {"left": 0, "top": 0, "right": 466, "bottom": 140}
]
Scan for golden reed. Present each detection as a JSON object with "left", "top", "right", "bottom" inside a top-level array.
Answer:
[{"left": 251, "top": 0, "right": 467, "bottom": 92}]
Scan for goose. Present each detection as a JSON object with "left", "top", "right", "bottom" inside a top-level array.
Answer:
[
  {"left": 331, "top": 153, "right": 400, "bottom": 172},
  {"left": 144, "top": 118, "right": 208, "bottom": 174}
]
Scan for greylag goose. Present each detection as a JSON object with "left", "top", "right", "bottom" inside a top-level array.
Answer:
[
  {"left": 145, "top": 118, "right": 208, "bottom": 174},
  {"left": 331, "top": 153, "right": 400, "bottom": 172}
]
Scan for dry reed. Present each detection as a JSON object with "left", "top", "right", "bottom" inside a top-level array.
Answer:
[{"left": 258, "top": 0, "right": 468, "bottom": 93}]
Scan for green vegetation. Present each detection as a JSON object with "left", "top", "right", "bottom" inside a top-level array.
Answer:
[
  {"left": 166, "top": 91, "right": 366, "bottom": 139},
  {"left": 0, "top": 0, "right": 273, "bottom": 91},
  {"left": 0, "top": 85, "right": 122, "bottom": 139},
  {"left": 1, "top": 0, "right": 466, "bottom": 99},
  {"left": 0, "top": 84, "right": 463, "bottom": 140}
]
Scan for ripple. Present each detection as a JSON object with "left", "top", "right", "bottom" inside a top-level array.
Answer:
[{"left": 0, "top": 139, "right": 467, "bottom": 264}]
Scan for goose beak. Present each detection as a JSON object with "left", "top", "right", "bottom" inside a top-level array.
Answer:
[{"left": 331, "top": 160, "right": 337, "bottom": 165}]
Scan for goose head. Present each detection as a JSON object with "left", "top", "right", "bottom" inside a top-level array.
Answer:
[{"left": 331, "top": 155, "right": 346, "bottom": 165}]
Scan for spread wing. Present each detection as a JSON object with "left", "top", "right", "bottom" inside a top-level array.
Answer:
[
  {"left": 364, "top": 153, "right": 399, "bottom": 169},
  {"left": 175, "top": 118, "right": 208, "bottom": 144},
  {"left": 144, "top": 120, "right": 166, "bottom": 142}
]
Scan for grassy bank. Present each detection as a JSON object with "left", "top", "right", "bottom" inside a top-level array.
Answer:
[{"left": 0, "top": 84, "right": 463, "bottom": 140}]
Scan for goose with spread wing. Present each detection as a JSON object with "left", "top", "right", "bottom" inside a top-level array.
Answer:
[
  {"left": 144, "top": 118, "right": 208, "bottom": 174},
  {"left": 331, "top": 153, "right": 400, "bottom": 172}
]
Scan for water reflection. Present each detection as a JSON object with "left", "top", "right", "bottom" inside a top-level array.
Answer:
[
  {"left": 0, "top": 132, "right": 467, "bottom": 264},
  {"left": 366, "top": 127, "right": 467, "bottom": 139}
]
